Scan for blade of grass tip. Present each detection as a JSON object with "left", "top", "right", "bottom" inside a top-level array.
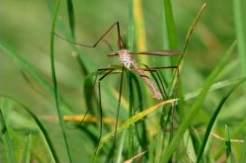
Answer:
[
  {"left": 240, "top": 136, "right": 246, "bottom": 162},
  {"left": 50, "top": 0, "right": 72, "bottom": 162},
  {"left": 66, "top": 0, "right": 90, "bottom": 77},
  {"left": 225, "top": 125, "right": 233, "bottom": 163},
  {"left": 94, "top": 99, "right": 177, "bottom": 159},
  {"left": 161, "top": 41, "right": 237, "bottom": 162},
  {"left": 162, "top": 0, "right": 178, "bottom": 68},
  {"left": 184, "top": 77, "right": 246, "bottom": 101},
  {"left": 0, "top": 107, "right": 15, "bottom": 163},
  {"left": 196, "top": 78, "right": 246, "bottom": 162},
  {"left": 178, "top": 3, "right": 207, "bottom": 66},
  {"left": 233, "top": 0, "right": 246, "bottom": 92},
  {"left": 184, "top": 130, "right": 197, "bottom": 163},
  {"left": 21, "top": 134, "right": 32, "bottom": 163},
  {"left": 213, "top": 114, "right": 246, "bottom": 160},
  {"left": 1, "top": 95, "right": 59, "bottom": 163},
  {"left": 66, "top": 0, "right": 75, "bottom": 39}
]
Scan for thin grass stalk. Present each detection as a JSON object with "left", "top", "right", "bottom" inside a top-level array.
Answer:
[
  {"left": 233, "top": 0, "right": 246, "bottom": 92},
  {"left": 21, "top": 134, "right": 32, "bottom": 163},
  {"left": 162, "top": 0, "right": 178, "bottom": 70},
  {"left": 197, "top": 78, "right": 246, "bottom": 162},
  {"left": 66, "top": 0, "right": 75, "bottom": 39},
  {"left": 50, "top": 0, "right": 72, "bottom": 162},
  {"left": 213, "top": 115, "right": 246, "bottom": 160},
  {"left": 161, "top": 41, "right": 237, "bottom": 162},
  {"left": 127, "top": 72, "right": 134, "bottom": 159},
  {"left": 225, "top": 125, "right": 233, "bottom": 163},
  {"left": 94, "top": 99, "right": 176, "bottom": 158},
  {"left": 0, "top": 107, "right": 15, "bottom": 163},
  {"left": 1, "top": 96, "right": 59, "bottom": 162},
  {"left": 240, "top": 137, "right": 246, "bottom": 162},
  {"left": 0, "top": 43, "right": 73, "bottom": 115}
]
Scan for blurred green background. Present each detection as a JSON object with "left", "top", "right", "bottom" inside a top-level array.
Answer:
[{"left": 1, "top": 0, "right": 246, "bottom": 162}]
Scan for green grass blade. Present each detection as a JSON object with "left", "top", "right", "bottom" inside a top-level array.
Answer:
[
  {"left": 241, "top": 137, "right": 246, "bottom": 162},
  {"left": 0, "top": 43, "right": 73, "bottom": 115},
  {"left": 197, "top": 77, "right": 246, "bottom": 162},
  {"left": 94, "top": 99, "right": 176, "bottom": 159},
  {"left": 213, "top": 115, "right": 246, "bottom": 160},
  {"left": 50, "top": 0, "right": 72, "bottom": 162},
  {"left": 115, "top": 130, "right": 126, "bottom": 163},
  {"left": 21, "top": 134, "right": 32, "bottom": 163},
  {"left": 179, "top": 3, "right": 207, "bottom": 66},
  {"left": 233, "top": 0, "right": 246, "bottom": 92},
  {"left": 161, "top": 0, "right": 177, "bottom": 79},
  {"left": 66, "top": 0, "right": 75, "bottom": 39},
  {"left": 184, "top": 77, "right": 246, "bottom": 101},
  {"left": 1, "top": 95, "right": 59, "bottom": 163},
  {"left": 225, "top": 125, "right": 233, "bottom": 163},
  {"left": 184, "top": 130, "right": 197, "bottom": 162},
  {"left": 162, "top": 0, "right": 177, "bottom": 50},
  {"left": 0, "top": 107, "right": 15, "bottom": 163},
  {"left": 127, "top": 72, "right": 134, "bottom": 159},
  {"left": 161, "top": 41, "right": 237, "bottom": 162}
]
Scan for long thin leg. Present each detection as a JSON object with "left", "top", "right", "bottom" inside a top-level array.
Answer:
[
  {"left": 79, "top": 68, "right": 116, "bottom": 126},
  {"left": 87, "top": 67, "right": 124, "bottom": 159},
  {"left": 110, "top": 66, "right": 124, "bottom": 162},
  {"left": 97, "top": 68, "right": 117, "bottom": 147},
  {"left": 54, "top": 22, "right": 125, "bottom": 49},
  {"left": 134, "top": 66, "right": 179, "bottom": 138}
]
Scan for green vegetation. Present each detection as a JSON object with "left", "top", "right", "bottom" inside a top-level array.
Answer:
[{"left": 1, "top": 0, "right": 246, "bottom": 162}]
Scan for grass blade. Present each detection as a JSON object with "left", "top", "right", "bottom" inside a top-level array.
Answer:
[
  {"left": 0, "top": 107, "right": 15, "bottom": 163},
  {"left": 161, "top": 41, "right": 237, "bottom": 162},
  {"left": 66, "top": 0, "right": 75, "bottom": 39},
  {"left": 162, "top": 0, "right": 177, "bottom": 50},
  {"left": 0, "top": 43, "right": 73, "bottom": 115},
  {"left": 233, "top": 0, "right": 246, "bottom": 92},
  {"left": 179, "top": 3, "right": 207, "bottom": 66},
  {"left": 225, "top": 125, "right": 233, "bottom": 163},
  {"left": 161, "top": 0, "right": 178, "bottom": 80},
  {"left": 1, "top": 95, "right": 59, "bottom": 162},
  {"left": 241, "top": 137, "right": 246, "bottom": 162},
  {"left": 184, "top": 130, "right": 197, "bottom": 162},
  {"left": 94, "top": 99, "right": 176, "bottom": 159},
  {"left": 184, "top": 77, "right": 246, "bottom": 101},
  {"left": 197, "top": 77, "right": 246, "bottom": 162},
  {"left": 50, "top": 0, "right": 72, "bottom": 162},
  {"left": 21, "top": 134, "right": 32, "bottom": 163}
]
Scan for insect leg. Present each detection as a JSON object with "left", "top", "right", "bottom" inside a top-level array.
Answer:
[{"left": 54, "top": 22, "right": 123, "bottom": 49}]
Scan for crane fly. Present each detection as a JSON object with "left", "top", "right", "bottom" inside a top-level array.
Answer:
[
  {"left": 55, "top": 21, "right": 179, "bottom": 155},
  {"left": 55, "top": 22, "right": 179, "bottom": 99}
]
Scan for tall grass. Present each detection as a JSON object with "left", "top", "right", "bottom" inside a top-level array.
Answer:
[{"left": 1, "top": 0, "right": 246, "bottom": 162}]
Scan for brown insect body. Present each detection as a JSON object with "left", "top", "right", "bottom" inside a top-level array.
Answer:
[{"left": 118, "top": 49, "right": 163, "bottom": 99}]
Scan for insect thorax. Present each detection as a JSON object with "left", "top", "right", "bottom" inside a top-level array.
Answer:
[{"left": 118, "top": 49, "right": 132, "bottom": 68}]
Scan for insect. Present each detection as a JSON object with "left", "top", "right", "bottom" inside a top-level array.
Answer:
[
  {"left": 55, "top": 21, "right": 179, "bottom": 157},
  {"left": 55, "top": 22, "right": 179, "bottom": 99}
]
